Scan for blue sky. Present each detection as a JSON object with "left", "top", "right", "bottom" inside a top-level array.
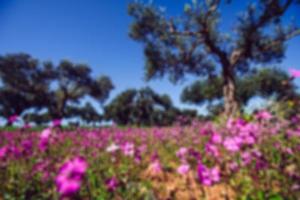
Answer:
[{"left": 0, "top": 0, "right": 299, "bottom": 115}]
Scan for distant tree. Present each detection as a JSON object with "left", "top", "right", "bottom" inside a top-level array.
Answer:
[
  {"left": 104, "top": 89, "right": 136, "bottom": 125},
  {"left": 0, "top": 54, "right": 114, "bottom": 125},
  {"left": 66, "top": 103, "right": 102, "bottom": 126},
  {"left": 104, "top": 87, "right": 182, "bottom": 126},
  {"left": 0, "top": 53, "right": 54, "bottom": 122},
  {"left": 90, "top": 76, "right": 115, "bottom": 104},
  {"left": 46, "top": 60, "right": 114, "bottom": 120},
  {"left": 128, "top": 0, "right": 300, "bottom": 116},
  {"left": 23, "top": 112, "right": 51, "bottom": 126},
  {"left": 181, "top": 68, "right": 297, "bottom": 113}
]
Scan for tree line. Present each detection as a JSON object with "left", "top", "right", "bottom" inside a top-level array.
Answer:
[
  {"left": 0, "top": 53, "right": 297, "bottom": 126},
  {"left": 0, "top": 53, "right": 196, "bottom": 126}
]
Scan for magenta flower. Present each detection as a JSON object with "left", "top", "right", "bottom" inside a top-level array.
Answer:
[
  {"left": 105, "top": 177, "right": 118, "bottom": 192},
  {"left": 52, "top": 119, "right": 62, "bottom": 127},
  {"left": 177, "top": 163, "right": 190, "bottom": 175},
  {"left": 197, "top": 163, "right": 220, "bottom": 186},
  {"left": 0, "top": 146, "right": 8, "bottom": 159},
  {"left": 55, "top": 157, "right": 88, "bottom": 197},
  {"left": 211, "top": 132, "right": 222, "bottom": 144},
  {"left": 8, "top": 115, "right": 18, "bottom": 124},
  {"left": 38, "top": 128, "right": 52, "bottom": 152},
  {"left": 289, "top": 68, "right": 300, "bottom": 78},
  {"left": 21, "top": 139, "right": 33, "bottom": 155}
]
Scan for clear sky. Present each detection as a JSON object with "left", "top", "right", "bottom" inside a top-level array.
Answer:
[{"left": 0, "top": 0, "right": 299, "bottom": 115}]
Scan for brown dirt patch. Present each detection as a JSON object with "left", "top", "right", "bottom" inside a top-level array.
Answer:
[{"left": 141, "top": 165, "right": 236, "bottom": 200}]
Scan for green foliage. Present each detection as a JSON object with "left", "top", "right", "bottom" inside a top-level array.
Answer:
[
  {"left": 181, "top": 68, "right": 297, "bottom": 114},
  {"left": 0, "top": 53, "right": 54, "bottom": 118},
  {"left": 104, "top": 87, "right": 197, "bottom": 126},
  {"left": 0, "top": 53, "right": 114, "bottom": 124},
  {"left": 128, "top": 0, "right": 300, "bottom": 115}
]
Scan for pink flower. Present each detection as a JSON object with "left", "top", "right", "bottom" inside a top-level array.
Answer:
[
  {"left": 121, "top": 142, "right": 135, "bottom": 157},
  {"left": 40, "top": 128, "right": 52, "bottom": 140},
  {"left": 210, "top": 167, "right": 221, "bottom": 182},
  {"left": 226, "top": 118, "right": 235, "bottom": 129},
  {"left": 205, "top": 143, "right": 220, "bottom": 158},
  {"left": 211, "top": 132, "right": 222, "bottom": 144},
  {"left": 223, "top": 137, "right": 240, "bottom": 152},
  {"left": 177, "top": 163, "right": 190, "bottom": 175},
  {"left": 241, "top": 151, "right": 252, "bottom": 166},
  {"left": 229, "top": 161, "right": 239, "bottom": 172},
  {"left": 289, "top": 68, "right": 300, "bottom": 78},
  {"left": 176, "top": 147, "right": 188, "bottom": 159},
  {"left": 148, "top": 160, "right": 162, "bottom": 174},
  {"left": 255, "top": 110, "right": 272, "bottom": 120},
  {"left": 55, "top": 157, "right": 88, "bottom": 197}
]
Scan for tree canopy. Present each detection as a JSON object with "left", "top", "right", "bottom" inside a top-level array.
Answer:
[
  {"left": 0, "top": 53, "right": 54, "bottom": 119},
  {"left": 104, "top": 87, "right": 197, "bottom": 126},
  {"left": 0, "top": 53, "right": 114, "bottom": 125},
  {"left": 128, "top": 0, "right": 300, "bottom": 116}
]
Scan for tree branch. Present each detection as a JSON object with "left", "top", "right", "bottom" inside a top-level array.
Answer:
[{"left": 230, "top": 0, "right": 296, "bottom": 66}]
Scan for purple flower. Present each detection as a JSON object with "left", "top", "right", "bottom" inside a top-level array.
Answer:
[
  {"left": 55, "top": 157, "right": 88, "bottom": 197},
  {"left": 197, "top": 163, "right": 220, "bottom": 186},
  {"left": 105, "top": 177, "right": 118, "bottom": 192}
]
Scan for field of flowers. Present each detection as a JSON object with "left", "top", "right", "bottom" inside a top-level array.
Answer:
[{"left": 0, "top": 112, "right": 300, "bottom": 200}]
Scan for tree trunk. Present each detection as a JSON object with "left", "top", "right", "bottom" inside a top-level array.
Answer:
[{"left": 223, "top": 67, "right": 239, "bottom": 117}]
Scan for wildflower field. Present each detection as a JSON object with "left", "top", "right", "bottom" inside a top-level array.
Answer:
[{"left": 1, "top": 113, "right": 299, "bottom": 200}]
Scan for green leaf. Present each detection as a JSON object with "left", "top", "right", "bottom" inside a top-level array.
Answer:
[{"left": 268, "top": 194, "right": 284, "bottom": 200}]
